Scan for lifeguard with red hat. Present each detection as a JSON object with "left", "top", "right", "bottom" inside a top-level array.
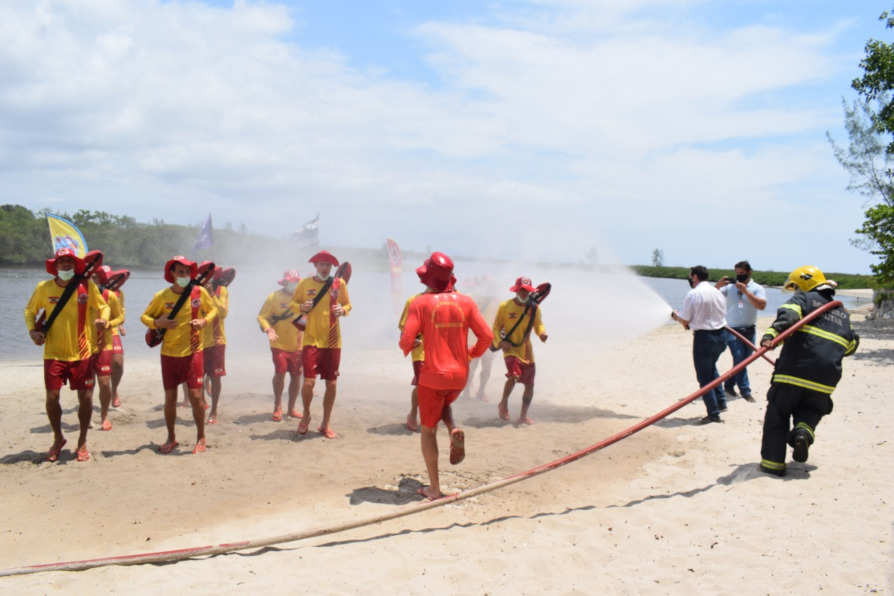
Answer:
[
  {"left": 289, "top": 251, "right": 351, "bottom": 439},
  {"left": 492, "top": 276, "right": 549, "bottom": 425},
  {"left": 258, "top": 270, "right": 305, "bottom": 422},
  {"left": 141, "top": 255, "right": 219, "bottom": 455},
  {"left": 399, "top": 252, "right": 493, "bottom": 500},
  {"left": 25, "top": 248, "right": 110, "bottom": 463}
]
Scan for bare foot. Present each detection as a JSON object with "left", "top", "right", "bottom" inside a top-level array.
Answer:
[
  {"left": 498, "top": 403, "right": 510, "bottom": 421},
  {"left": 416, "top": 486, "right": 442, "bottom": 500},
  {"left": 406, "top": 414, "right": 419, "bottom": 432}
]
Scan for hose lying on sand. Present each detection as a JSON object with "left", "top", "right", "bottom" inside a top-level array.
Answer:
[{"left": 0, "top": 301, "right": 842, "bottom": 577}]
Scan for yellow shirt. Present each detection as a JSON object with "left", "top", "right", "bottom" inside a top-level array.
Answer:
[
  {"left": 257, "top": 288, "right": 303, "bottom": 351},
  {"left": 399, "top": 294, "right": 425, "bottom": 362},
  {"left": 141, "top": 285, "right": 218, "bottom": 357},
  {"left": 93, "top": 290, "right": 123, "bottom": 352},
  {"left": 492, "top": 298, "right": 546, "bottom": 363},
  {"left": 289, "top": 276, "right": 351, "bottom": 349},
  {"left": 25, "top": 278, "right": 110, "bottom": 361},
  {"left": 202, "top": 286, "right": 228, "bottom": 348}
]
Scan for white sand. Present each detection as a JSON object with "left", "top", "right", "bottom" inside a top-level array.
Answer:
[{"left": 0, "top": 306, "right": 891, "bottom": 594}]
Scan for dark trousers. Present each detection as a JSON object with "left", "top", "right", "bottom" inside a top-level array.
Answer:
[
  {"left": 692, "top": 329, "right": 727, "bottom": 417},
  {"left": 760, "top": 383, "right": 833, "bottom": 465}
]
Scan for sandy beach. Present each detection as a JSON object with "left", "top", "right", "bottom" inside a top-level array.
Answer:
[{"left": 0, "top": 299, "right": 891, "bottom": 594}]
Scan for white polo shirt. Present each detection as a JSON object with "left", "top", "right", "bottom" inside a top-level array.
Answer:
[{"left": 679, "top": 281, "right": 727, "bottom": 331}]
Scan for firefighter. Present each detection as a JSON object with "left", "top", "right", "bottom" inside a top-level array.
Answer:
[{"left": 758, "top": 266, "right": 859, "bottom": 477}]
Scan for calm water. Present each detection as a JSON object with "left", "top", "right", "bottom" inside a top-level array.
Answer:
[{"left": 1, "top": 265, "right": 869, "bottom": 363}]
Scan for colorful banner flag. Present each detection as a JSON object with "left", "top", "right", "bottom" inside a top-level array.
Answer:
[
  {"left": 295, "top": 214, "right": 320, "bottom": 248},
  {"left": 386, "top": 238, "right": 403, "bottom": 313},
  {"left": 193, "top": 214, "right": 213, "bottom": 251},
  {"left": 47, "top": 214, "right": 88, "bottom": 258}
]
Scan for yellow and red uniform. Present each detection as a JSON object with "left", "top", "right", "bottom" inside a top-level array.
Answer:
[
  {"left": 289, "top": 276, "right": 351, "bottom": 349},
  {"left": 258, "top": 289, "right": 303, "bottom": 351},
  {"left": 141, "top": 286, "right": 218, "bottom": 357},
  {"left": 202, "top": 285, "right": 228, "bottom": 349},
  {"left": 25, "top": 279, "right": 109, "bottom": 362},
  {"left": 492, "top": 299, "right": 546, "bottom": 364},
  {"left": 399, "top": 294, "right": 426, "bottom": 363}
]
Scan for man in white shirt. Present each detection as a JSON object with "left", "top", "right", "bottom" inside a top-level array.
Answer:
[{"left": 672, "top": 265, "right": 728, "bottom": 424}]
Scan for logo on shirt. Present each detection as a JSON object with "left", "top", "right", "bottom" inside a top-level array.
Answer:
[
  {"left": 164, "top": 302, "right": 176, "bottom": 310},
  {"left": 191, "top": 298, "right": 202, "bottom": 308},
  {"left": 508, "top": 313, "right": 519, "bottom": 320},
  {"left": 78, "top": 294, "right": 88, "bottom": 304}
]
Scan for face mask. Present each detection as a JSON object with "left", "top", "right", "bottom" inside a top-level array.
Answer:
[
  {"left": 176, "top": 276, "right": 191, "bottom": 288},
  {"left": 735, "top": 273, "right": 749, "bottom": 283},
  {"left": 688, "top": 277, "right": 696, "bottom": 288},
  {"left": 286, "top": 283, "right": 298, "bottom": 292},
  {"left": 57, "top": 269, "right": 75, "bottom": 281}
]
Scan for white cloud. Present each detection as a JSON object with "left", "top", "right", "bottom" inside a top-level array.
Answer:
[{"left": 0, "top": 0, "right": 877, "bottom": 272}]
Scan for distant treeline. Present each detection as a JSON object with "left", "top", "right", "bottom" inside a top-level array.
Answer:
[
  {"left": 631, "top": 266, "right": 874, "bottom": 290},
  {"left": 0, "top": 204, "right": 392, "bottom": 270}
]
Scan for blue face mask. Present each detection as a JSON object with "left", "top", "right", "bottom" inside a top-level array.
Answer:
[
  {"left": 57, "top": 269, "right": 76, "bottom": 281},
  {"left": 176, "top": 276, "right": 191, "bottom": 288}
]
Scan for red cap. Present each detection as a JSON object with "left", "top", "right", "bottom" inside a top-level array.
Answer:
[
  {"left": 94, "top": 265, "right": 113, "bottom": 285},
  {"left": 416, "top": 251, "right": 455, "bottom": 293},
  {"left": 46, "top": 248, "right": 85, "bottom": 276},
  {"left": 164, "top": 255, "right": 197, "bottom": 283},
  {"left": 510, "top": 277, "right": 536, "bottom": 293},
  {"left": 110, "top": 269, "right": 130, "bottom": 288},
  {"left": 214, "top": 267, "right": 236, "bottom": 287},
  {"left": 278, "top": 269, "right": 301, "bottom": 286},
  {"left": 309, "top": 250, "right": 339, "bottom": 266}
]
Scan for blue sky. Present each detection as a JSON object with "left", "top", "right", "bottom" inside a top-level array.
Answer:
[{"left": 1, "top": 0, "right": 891, "bottom": 274}]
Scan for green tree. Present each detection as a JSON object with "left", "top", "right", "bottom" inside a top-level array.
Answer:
[
  {"left": 650, "top": 248, "right": 664, "bottom": 267},
  {"left": 831, "top": 7, "right": 894, "bottom": 286}
]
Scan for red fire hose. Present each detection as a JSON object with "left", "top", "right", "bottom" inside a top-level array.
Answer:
[{"left": 0, "top": 301, "right": 844, "bottom": 577}]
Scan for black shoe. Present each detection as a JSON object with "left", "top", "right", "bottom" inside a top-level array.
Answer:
[
  {"left": 759, "top": 463, "right": 786, "bottom": 477},
  {"left": 697, "top": 415, "right": 723, "bottom": 425},
  {"left": 724, "top": 388, "right": 737, "bottom": 398},
  {"left": 791, "top": 430, "right": 811, "bottom": 463},
  {"left": 718, "top": 404, "right": 728, "bottom": 412},
  {"left": 741, "top": 393, "right": 756, "bottom": 403}
]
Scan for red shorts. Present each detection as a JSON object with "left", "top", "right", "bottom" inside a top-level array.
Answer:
[
  {"left": 161, "top": 353, "right": 204, "bottom": 390},
  {"left": 44, "top": 359, "right": 94, "bottom": 391},
  {"left": 271, "top": 347, "right": 302, "bottom": 376},
  {"left": 203, "top": 344, "right": 226, "bottom": 378},
  {"left": 504, "top": 356, "right": 536, "bottom": 385},
  {"left": 92, "top": 350, "right": 112, "bottom": 377},
  {"left": 417, "top": 386, "right": 461, "bottom": 429},
  {"left": 112, "top": 335, "right": 124, "bottom": 354},
  {"left": 410, "top": 360, "right": 423, "bottom": 386},
  {"left": 302, "top": 346, "right": 340, "bottom": 381}
]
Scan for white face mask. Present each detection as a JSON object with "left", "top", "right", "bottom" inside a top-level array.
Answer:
[
  {"left": 176, "top": 276, "right": 191, "bottom": 288},
  {"left": 285, "top": 283, "right": 297, "bottom": 292},
  {"left": 57, "top": 269, "right": 75, "bottom": 281}
]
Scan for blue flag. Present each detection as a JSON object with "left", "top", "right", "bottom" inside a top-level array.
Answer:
[{"left": 193, "top": 214, "right": 213, "bottom": 251}]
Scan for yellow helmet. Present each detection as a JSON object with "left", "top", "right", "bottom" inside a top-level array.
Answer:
[{"left": 784, "top": 266, "right": 827, "bottom": 292}]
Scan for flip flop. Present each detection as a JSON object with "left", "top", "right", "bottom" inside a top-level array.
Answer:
[
  {"left": 207, "top": 416, "right": 218, "bottom": 425},
  {"left": 297, "top": 418, "right": 310, "bottom": 435},
  {"left": 498, "top": 403, "right": 510, "bottom": 421},
  {"left": 406, "top": 414, "right": 419, "bottom": 432},
  {"left": 288, "top": 410, "right": 302, "bottom": 419},
  {"left": 46, "top": 439, "right": 67, "bottom": 462},
  {"left": 101, "top": 419, "right": 112, "bottom": 431},
  {"left": 76, "top": 448, "right": 90, "bottom": 462},
  {"left": 318, "top": 426, "right": 336, "bottom": 439},
  {"left": 272, "top": 410, "right": 283, "bottom": 422},
  {"left": 192, "top": 441, "right": 207, "bottom": 454},
  {"left": 449, "top": 429, "right": 465, "bottom": 465},
  {"left": 112, "top": 396, "right": 122, "bottom": 408},
  {"left": 158, "top": 441, "right": 179, "bottom": 454}
]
